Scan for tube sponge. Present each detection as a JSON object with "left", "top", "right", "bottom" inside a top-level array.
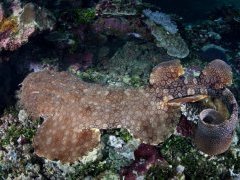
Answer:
[{"left": 194, "top": 88, "right": 238, "bottom": 155}]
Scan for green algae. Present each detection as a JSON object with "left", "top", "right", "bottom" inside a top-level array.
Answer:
[
  {"left": 69, "top": 67, "right": 146, "bottom": 87},
  {"left": 67, "top": 160, "right": 107, "bottom": 179},
  {"left": 146, "top": 135, "right": 240, "bottom": 179},
  {"left": 75, "top": 68, "right": 108, "bottom": 84},
  {"left": 117, "top": 129, "right": 133, "bottom": 143},
  {"left": 3, "top": 106, "right": 18, "bottom": 118},
  {"left": 41, "top": 57, "right": 59, "bottom": 67},
  {"left": 0, "top": 121, "right": 39, "bottom": 147},
  {"left": 66, "top": 129, "right": 135, "bottom": 178},
  {"left": 74, "top": 8, "right": 95, "bottom": 24},
  {"left": 1, "top": 108, "right": 239, "bottom": 179}
]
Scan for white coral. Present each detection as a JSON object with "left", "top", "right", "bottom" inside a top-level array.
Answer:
[{"left": 143, "top": 9, "right": 178, "bottom": 34}]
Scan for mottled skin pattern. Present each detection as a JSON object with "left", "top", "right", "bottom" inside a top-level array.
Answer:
[
  {"left": 19, "top": 67, "right": 181, "bottom": 162},
  {"left": 19, "top": 59, "right": 238, "bottom": 162}
]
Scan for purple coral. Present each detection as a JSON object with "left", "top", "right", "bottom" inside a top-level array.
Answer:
[
  {"left": 0, "top": 1, "right": 55, "bottom": 52},
  {"left": 66, "top": 51, "right": 93, "bottom": 71},
  {"left": 92, "top": 17, "right": 131, "bottom": 35},
  {"left": 176, "top": 115, "right": 195, "bottom": 137},
  {"left": 121, "top": 144, "right": 167, "bottom": 179}
]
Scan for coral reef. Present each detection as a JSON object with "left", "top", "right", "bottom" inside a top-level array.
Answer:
[
  {"left": 1, "top": 108, "right": 239, "bottom": 178},
  {"left": 102, "top": 41, "right": 172, "bottom": 87},
  {"left": 19, "top": 59, "right": 238, "bottom": 163},
  {"left": 121, "top": 143, "right": 168, "bottom": 179},
  {"left": 102, "top": 134, "right": 140, "bottom": 171},
  {"left": 0, "top": 1, "right": 239, "bottom": 179},
  {"left": 0, "top": 110, "right": 42, "bottom": 179},
  {"left": 200, "top": 44, "right": 227, "bottom": 61},
  {"left": 143, "top": 9, "right": 178, "bottom": 34},
  {"left": 176, "top": 115, "right": 195, "bottom": 137},
  {"left": 73, "top": 8, "right": 95, "bottom": 24},
  {"left": 0, "top": 109, "right": 100, "bottom": 179},
  {"left": 0, "top": 1, "right": 55, "bottom": 52},
  {"left": 184, "top": 6, "right": 240, "bottom": 55},
  {"left": 69, "top": 41, "right": 172, "bottom": 88},
  {"left": 96, "top": 0, "right": 140, "bottom": 16},
  {"left": 155, "top": 135, "right": 240, "bottom": 179},
  {"left": 92, "top": 17, "right": 132, "bottom": 36},
  {"left": 67, "top": 51, "right": 94, "bottom": 72},
  {"left": 144, "top": 19, "right": 189, "bottom": 58}
]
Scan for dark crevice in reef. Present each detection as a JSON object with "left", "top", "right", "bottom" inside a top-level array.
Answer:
[
  {"left": 0, "top": 32, "right": 53, "bottom": 115},
  {"left": 0, "top": 60, "right": 25, "bottom": 115}
]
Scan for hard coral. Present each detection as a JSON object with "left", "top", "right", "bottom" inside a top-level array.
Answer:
[
  {"left": 96, "top": 0, "right": 138, "bottom": 16},
  {"left": 92, "top": 17, "right": 131, "bottom": 36},
  {"left": 19, "top": 59, "right": 238, "bottom": 162},
  {"left": 143, "top": 9, "right": 178, "bottom": 34},
  {"left": 0, "top": 18, "right": 18, "bottom": 34},
  {"left": 144, "top": 19, "right": 189, "bottom": 58},
  {"left": 0, "top": 1, "right": 55, "bottom": 52}
]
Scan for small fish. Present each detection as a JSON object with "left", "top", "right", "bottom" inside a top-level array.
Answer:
[{"left": 127, "top": 32, "right": 142, "bottom": 39}]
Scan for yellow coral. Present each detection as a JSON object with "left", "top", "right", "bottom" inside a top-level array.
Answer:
[{"left": 0, "top": 17, "right": 18, "bottom": 34}]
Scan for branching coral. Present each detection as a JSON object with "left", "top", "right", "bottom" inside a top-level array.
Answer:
[{"left": 19, "top": 59, "right": 238, "bottom": 162}]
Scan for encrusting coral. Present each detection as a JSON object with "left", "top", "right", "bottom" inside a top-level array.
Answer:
[
  {"left": 144, "top": 18, "right": 189, "bottom": 59},
  {"left": 19, "top": 59, "right": 238, "bottom": 163},
  {"left": 143, "top": 9, "right": 178, "bottom": 34}
]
